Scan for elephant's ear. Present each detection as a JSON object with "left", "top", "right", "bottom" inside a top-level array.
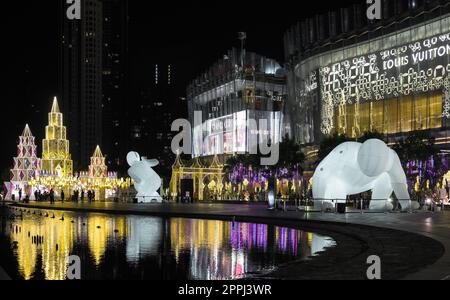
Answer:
[
  {"left": 145, "top": 159, "right": 160, "bottom": 167},
  {"left": 127, "top": 151, "right": 140, "bottom": 167},
  {"left": 357, "top": 139, "right": 392, "bottom": 177}
]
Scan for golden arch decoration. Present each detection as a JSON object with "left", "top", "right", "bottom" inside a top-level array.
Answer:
[{"left": 170, "top": 154, "right": 225, "bottom": 201}]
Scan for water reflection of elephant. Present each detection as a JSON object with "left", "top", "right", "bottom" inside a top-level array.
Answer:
[{"left": 126, "top": 216, "right": 162, "bottom": 265}]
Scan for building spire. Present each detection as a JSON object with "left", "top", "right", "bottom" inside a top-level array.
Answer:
[
  {"left": 93, "top": 146, "right": 103, "bottom": 158},
  {"left": 51, "top": 97, "right": 60, "bottom": 113},
  {"left": 22, "top": 124, "right": 33, "bottom": 137}
]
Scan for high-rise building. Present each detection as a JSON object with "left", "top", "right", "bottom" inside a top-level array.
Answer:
[
  {"left": 59, "top": 0, "right": 103, "bottom": 171},
  {"left": 41, "top": 98, "right": 73, "bottom": 177},
  {"left": 59, "top": 0, "right": 129, "bottom": 171},
  {"left": 101, "top": 0, "right": 130, "bottom": 173},
  {"left": 133, "top": 63, "right": 183, "bottom": 178}
]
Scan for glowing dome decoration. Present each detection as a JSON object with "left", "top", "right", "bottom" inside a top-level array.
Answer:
[
  {"left": 127, "top": 151, "right": 162, "bottom": 203},
  {"left": 41, "top": 97, "right": 73, "bottom": 177},
  {"left": 312, "top": 139, "right": 418, "bottom": 212},
  {"left": 6, "top": 124, "right": 41, "bottom": 200}
]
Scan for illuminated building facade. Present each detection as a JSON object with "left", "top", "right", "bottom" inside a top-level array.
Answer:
[
  {"left": 41, "top": 98, "right": 73, "bottom": 177},
  {"left": 284, "top": 0, "right": 450, "bottom": 151},
  {"left": 6, "top": 125, "right": 41, "bottom": 200},
  {"left": 187, "top": 48, "right": 289, "bottom": 161}
]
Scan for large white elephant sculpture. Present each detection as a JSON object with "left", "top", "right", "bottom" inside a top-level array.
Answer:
[
  {"left": 312, "top": 139, "right": 418, "bottom": 211},
  {"left": 127, "top": 151, "right": 162, "bottom": 203}
]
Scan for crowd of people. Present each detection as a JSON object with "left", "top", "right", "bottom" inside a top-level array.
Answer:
[{"left": 29, "top": 189, "right": 97, "bottom": 203}]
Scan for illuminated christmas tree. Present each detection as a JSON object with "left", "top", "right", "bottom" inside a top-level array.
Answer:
[
  {"left": 41, "top": 97, "right": 73, "bottom": 177},
  {"left": 7, "top": 124, "right": 41, "bottom": 199}
]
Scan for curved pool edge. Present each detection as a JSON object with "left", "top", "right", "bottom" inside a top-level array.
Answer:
[
  {"left": 0, "top": 265, "right": 11, "bottom": 280},
  {"left": 6, "top": 202, "right": 446, "bottom": 280}
]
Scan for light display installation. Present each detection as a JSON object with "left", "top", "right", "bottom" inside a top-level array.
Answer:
[
  {"left": 127, "top": 151, "right": 162, "bottom": 203},
  {"left": 6, "top": 125, "right": 41, "bottom": 200},
  {"left": 4, "top": 97, "right": 131, "bottom": 201},
  {"left": 41, "top": 97, "right": 73, "bottom": 177},
  {"left": 312, "top": 139, "right": 419, "bottom": 211}
]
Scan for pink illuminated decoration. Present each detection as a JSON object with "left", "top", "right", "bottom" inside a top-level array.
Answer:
[{"left": 6, "top": 125, "right": 41, "bottom": 200}]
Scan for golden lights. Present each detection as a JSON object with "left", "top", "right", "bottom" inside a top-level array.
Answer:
[
  {"left": 41, "top": 97, "right": 73, "bottom": 177},
  {"left": 26, "top": 99, "right": 132, "bottom": 200}
]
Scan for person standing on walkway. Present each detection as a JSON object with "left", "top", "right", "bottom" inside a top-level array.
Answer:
[
  {"left": 49, "top": 189, "right": 55, "bottom": 204},
  {"left": 81, "top": 190, "right": 85, "bottom": 202},
  {"left": 18, "top": 189, "right": 22, "bottom": 202},
  {"left": 61, "top": 190, "right": 65, "bottom": 203}
]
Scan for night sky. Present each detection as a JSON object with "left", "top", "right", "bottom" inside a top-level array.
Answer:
[{"left": 0, "top": 0, "right": 362, "bottom": 177}]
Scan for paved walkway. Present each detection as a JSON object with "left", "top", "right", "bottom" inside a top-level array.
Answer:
[{"left": 6, "top": 201, "right": 450, "bottom": 280}]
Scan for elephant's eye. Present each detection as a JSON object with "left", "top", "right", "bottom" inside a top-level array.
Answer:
[
  {"left": 340, "top": 151, "right": 343, "bottom": 154},
  {"left": 320, "top": 168, "right": 324, "bottom": 171}
]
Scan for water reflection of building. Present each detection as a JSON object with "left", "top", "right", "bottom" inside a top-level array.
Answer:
[
  {"left": 4, "top": 213, "right": 335, "bottom": 280},
  {"left": 168, "top": 219, "right": 315, "bottom": 280},
  {"left": 7, "top": 213, "right": 127, "bottom": 280},
  {"left": 87, "top": 215, "right": 127, "bottom": 266},
  {"left": 8, "top": 217, "right": 75, "bottom": 280}
]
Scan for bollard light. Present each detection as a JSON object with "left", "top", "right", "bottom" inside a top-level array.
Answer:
[{"left": 268, "top": 191, "right": 275, "bottom": 210}]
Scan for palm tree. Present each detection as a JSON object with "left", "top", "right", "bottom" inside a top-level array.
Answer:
[
  {"left": 393, "top": 130, "right": 437, "bottom": 167},
  {"left": 357, "top": 131, "right": 386, "bottom": 143},
  {"left": 392, "top": 130, "right": 440, "bottom": 194}
]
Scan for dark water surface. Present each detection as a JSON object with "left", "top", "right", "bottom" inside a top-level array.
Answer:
[{"left": 0, "top": 207, "right": 335, "bottom": 280}]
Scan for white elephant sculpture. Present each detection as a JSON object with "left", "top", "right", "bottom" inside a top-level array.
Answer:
[
  {"left": 127, "top": 151, "right": 162, "bottom": 203},
  {"left": 312, "top": 139, "right": 419, "bottom": 212}
]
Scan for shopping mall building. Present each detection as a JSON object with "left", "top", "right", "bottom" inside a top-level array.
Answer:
[
  {"left": 284, "top": 0, "right": 450, "bottom": 157},
  {"left": 187, "top": 48, "right": 289, "bottom": 161}
]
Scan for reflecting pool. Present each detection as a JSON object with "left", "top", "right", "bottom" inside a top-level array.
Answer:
[{"left": 0, "top": 207, "right": 335, "bottom": 280}]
